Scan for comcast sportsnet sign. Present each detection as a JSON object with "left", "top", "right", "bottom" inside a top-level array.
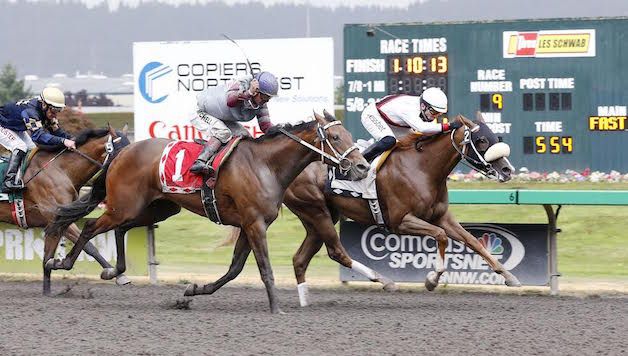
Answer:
[
  {"left": 503, "top": 29, "right": 596, "bottom": 58},
  {"left": 340, "top": 221, "right": 550, "bottom": 286}
]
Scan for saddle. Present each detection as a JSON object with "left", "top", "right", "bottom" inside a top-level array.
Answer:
[
  {"left": 158, "top": 137, "right": 242, "bottom": 224},
  {"left": 326, "top": 145, "right": 396, "bottom": 227},
  {"left": 0, "top": 149, "right": 36, "bottom": 228}
]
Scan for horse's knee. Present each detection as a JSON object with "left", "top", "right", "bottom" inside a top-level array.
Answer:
[{"left": 433, "top": 229, "right": 448, "bottom": 244}]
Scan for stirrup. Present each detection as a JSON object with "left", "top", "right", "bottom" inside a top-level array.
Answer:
[{"left": 3, "top": 179, "right": 24, "bottom": 191}]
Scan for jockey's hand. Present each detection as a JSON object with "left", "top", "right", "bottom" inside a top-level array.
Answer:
[
  {"left": 444, "top": 121, "right": 463, "bottom": 132},
  {"left": 64, "top": 139, "right": 77, "bottom": 150},
  {"left": 248, "top": 78, "right": 260, "bottom": 96}
]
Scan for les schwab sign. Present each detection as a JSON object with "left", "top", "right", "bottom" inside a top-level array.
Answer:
[{"left": 133, "top": 38, "right": 334, "bottom": 141}]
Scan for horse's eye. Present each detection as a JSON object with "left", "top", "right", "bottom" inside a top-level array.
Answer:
[{"left": 332, "top": 135, "right": 340, "bottom": 141}]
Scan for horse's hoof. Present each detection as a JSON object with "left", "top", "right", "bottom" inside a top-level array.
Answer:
[
  {"left": 505, "top": 275, "right": 522, "bottom": 287},
  {"left": 272, "top": 308, "right": 286, "bottom": 315},
  {"left": 115, "top": 274, "right": 132, "bottom": 286},
  {"left": 425, "top": 271, "right": 439, "bottom": 291},
  {"left": 383, "top": 281, "right": 399, "bottom": 292},
  {"left": 184, "top": 284, "right": 197, "bottom": 297},
  {"left": 45, "top": 259, "right": 59, "bottom": 271},
  {"left": 100, "top": 268, "right": 117, "bottom": 280}
]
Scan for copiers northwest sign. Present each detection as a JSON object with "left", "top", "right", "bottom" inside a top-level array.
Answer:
[{"left": 133, "top": 37, "right": 334, "bottom": 141}]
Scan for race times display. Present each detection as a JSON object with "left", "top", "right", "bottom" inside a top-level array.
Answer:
[{"left": 343, "top": 18, "right": 628, "bottom": 172}]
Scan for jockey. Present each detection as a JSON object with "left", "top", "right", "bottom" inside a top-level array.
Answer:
[
  {"left": 360, "top": 87, "right": 461, "bottom": 162},
  {"left": 0, "top": 87, "right": 75, "bottom": 191},
  {"left": 189, "top": 71, "right": 279, "bottom": 175}
]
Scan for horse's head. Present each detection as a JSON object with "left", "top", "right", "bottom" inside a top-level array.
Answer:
[
  {"left": 452, "top": 113, "right": 514, "bottom": 182},
  {"left": 311, "top": 110, "right": 369, "bottom": 180},
  {"left": 74, "top": 123, "right": 131, "bottom": 165}
]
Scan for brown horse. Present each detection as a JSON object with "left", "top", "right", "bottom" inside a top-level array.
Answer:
[
  {"left": 45, "top": 111, "right": 368, "bottom": 313},
  {"left": 0, "top": 125, "right": 131, "bottom": 295},
  {"left": 283, "top": 113, "right": 521, "bottom": 305},
  {"left": 208, "top": 113, "right": 520, "bottom": 306}
]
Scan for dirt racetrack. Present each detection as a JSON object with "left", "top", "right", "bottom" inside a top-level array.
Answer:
[{"left": 0, "top": 280, "right": 626, "bottom": 355}]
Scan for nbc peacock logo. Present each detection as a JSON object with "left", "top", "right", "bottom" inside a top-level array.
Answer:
[{"left": 478, "top": 232, "right": 504, "bottom": 255}]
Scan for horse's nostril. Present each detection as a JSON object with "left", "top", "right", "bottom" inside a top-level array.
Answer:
[
  {"left": 356, "top": 163, "right": 369, "bottom": 172},
  {"left": 502, "top": 166, "right": 512, "bottom": 175}
]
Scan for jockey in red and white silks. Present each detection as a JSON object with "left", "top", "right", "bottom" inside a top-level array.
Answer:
[{"left": 360, "top": 87, "right": 461, "bottom": 162}]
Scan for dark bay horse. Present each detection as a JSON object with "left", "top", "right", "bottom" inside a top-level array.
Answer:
[
  {"left": 281, "top": 113, "right": 520, "bottom": 305},
  {"left": 46, "top": 111, "right": 368, "bottom": 313},
  {"left": 0, "top": 125, "right": 131, "bottom": 295}
]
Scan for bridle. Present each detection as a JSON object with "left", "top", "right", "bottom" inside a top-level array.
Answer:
[
  {"left": 279, "top": 120, "right": 358, "bottom": 176},
  {"left": 450, "top": 125, "right": 501, "bottom": 180},
  {"left": 23, "top": 135, "right": 121, "bottom": 186}
]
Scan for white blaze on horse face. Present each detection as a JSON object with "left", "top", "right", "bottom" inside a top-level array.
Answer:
[{"left": 484, "top": 142, "right": 511, "bottom": 162}]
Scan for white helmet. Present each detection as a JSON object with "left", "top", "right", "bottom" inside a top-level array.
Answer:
[
  {"left": 420, "top": 87, "right": 447, "bottom": 121},
  {"left": 40, "top": 87, "right": 66, "bottom": 109}
]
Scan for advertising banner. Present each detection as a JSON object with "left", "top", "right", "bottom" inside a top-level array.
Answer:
[
  {"left": 340, "top": 221, "right": 549, "bottom": 286},
  {"left": 133, "top": 37, "right": 334, "bottom": 141},
  {"left": 0, "top": 221, "right": 147, "bottom": 276}
]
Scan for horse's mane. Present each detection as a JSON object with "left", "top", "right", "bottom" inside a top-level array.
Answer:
[
  {"left": 75, "top": 128, "right": 111, "bottom": 146},
  {"left": 246, "top": 120, "right": 320, "bottom": 142}
]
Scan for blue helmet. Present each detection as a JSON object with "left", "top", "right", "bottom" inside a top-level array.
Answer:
[{"left": 254, "top": 71, "right": 279, "bottom": 97}]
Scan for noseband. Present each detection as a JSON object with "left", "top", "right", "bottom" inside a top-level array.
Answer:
[
  {"left": 450, "top": 125, "right": 500, "bottom": 180},
  {"left": 279, "top": 121, "right": 358, "bottom": 175}
]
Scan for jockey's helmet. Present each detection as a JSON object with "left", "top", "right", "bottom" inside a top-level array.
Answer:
[
  {"left": 255, "top": 71, "right": 279, "bottom": 97},
  {"left": 420, "top": 87, "right": 447, "bottom": 121},
  {"left": 40, "top": 87, "right": 66, "bottom": 110}
]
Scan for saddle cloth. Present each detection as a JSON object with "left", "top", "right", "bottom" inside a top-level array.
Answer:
[
  {"left": 326, "top": 142, "right": 393, "bottom": 200},
  {"left": 159, "top": 138, "right": 241, "bottom": 194}
]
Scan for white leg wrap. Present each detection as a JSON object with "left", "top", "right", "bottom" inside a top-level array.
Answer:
[
  {"left": 351, "top": 260, "right": 378, "bottom": 281},
  {"left": 297, "top": 282, "right": 309, "bottom": 307},
  {"left": 435, "top": 254, "right": 445, "bottom": 273}
]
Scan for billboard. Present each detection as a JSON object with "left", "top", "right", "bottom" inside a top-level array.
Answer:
[
  {"left": 340, "top": 221, "right": 549, "bottom": 286},
  {"left": 133, "top": 37, "right": 334, "bottom": 141},
  {"left": 0, "top": 222, "right": 147, "bottom": 276}
]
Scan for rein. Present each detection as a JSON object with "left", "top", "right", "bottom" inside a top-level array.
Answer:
[
  {"left": 23, "top": 135, "right": 118, "bottom": 186},
  {"left": 279, "top": 120, "right": 358, "bottom": 175}
]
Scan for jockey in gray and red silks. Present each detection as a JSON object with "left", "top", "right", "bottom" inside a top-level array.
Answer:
[{"left": 189, "top": 71, "right": 279, "bottom": 175}]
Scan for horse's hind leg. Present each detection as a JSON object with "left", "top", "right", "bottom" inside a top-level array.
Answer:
[
  {"left": 64, "top": 223, "right": 131, "bottom": 286},
  {"left": 245, "top": 219, "right": 282, "bottom": 314},
  {"left": 438, "top": 211, "right": 521, "bottom": 287},
  {"left": 42, "top": 233, "right": 62, "bottom": 296},
  {"left": 294, "top": 219, "right": 397, "bottom": 307},
  {"left": 397, "top": 213, "right": 449, "bottom": 291},
  {"left": 184, "top": 228, "right": 251, "bottom": 297}
]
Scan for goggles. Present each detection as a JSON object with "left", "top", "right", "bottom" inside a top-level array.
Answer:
[{"left": 48, "top": 105, "right": 63, "bottom": 113}]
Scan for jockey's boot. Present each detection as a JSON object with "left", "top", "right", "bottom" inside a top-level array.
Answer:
[
  {"left": 362, "top": 136, "right": 397, "bottom": 162},
  {"left": 189, "top": 137, "right": 223, "bottom": 176},
  {"left": 3, "top": 149, "right": 26, "bottom": 191}
]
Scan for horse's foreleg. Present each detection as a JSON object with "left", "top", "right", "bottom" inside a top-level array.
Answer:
[
  {"left": 42, "top": 233, "right": 62, "bottom": 296},
  {"left": 438, "top": 211, "right": 521, "bottom": 287},
  {"left": 245, "top": 219, "right": 282, "bottom": 314},
  {"left": 184, "top": 229, "right": 251, "bottom": 297},
  {"left": 398, "top": 213, "right": 449, "bottom": 291},
  {"left": 65, "top": 224, "right": 130, "bottom": 285}
]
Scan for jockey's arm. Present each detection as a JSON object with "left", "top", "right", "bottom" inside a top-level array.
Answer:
[
  {"left": 226, "top": 79, "right": 254, "bottom": 108},
  {"left": 256, "top": 107, "right": 272, "bottom": 133},
  {"left": 21, "top": 110, "right": 65, "bottom": 146},
  {"left": 46, "top": 117, "right": 74, "bottom": 139},
  {"left": 405, "top": 116, "right": 451, "bottom": 135}
]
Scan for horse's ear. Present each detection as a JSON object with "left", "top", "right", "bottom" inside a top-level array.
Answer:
[
  {"left": 122, "top": 123, "right": 129, "bottom": 136},
  {"left": 312, "top": 110, "right": 324, "bottom": 122},
  {"left": 475, "top": 111, "right": 486, "bottom": 123},
  {"left": 322, "top": 109, "right": 334, "bottom": 122},
  {"left": 106, "top": 122, "right": 116, "bottom": 136}
]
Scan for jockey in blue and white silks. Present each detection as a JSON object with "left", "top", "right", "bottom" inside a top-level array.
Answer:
[{"left": 0, "top": 87, "right": 75, "bottom": 191}]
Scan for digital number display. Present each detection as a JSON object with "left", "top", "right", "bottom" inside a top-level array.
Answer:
[
  {"left": 387, "top": 55, "right": 448, "bottom": 96},
  {"left": 523, "top": 136, "right": 573, "bottom": 154}
]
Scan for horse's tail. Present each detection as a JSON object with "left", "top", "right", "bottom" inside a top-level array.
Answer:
[{"left": 45, "top": 158, "right": 112, "bottom": 237}]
